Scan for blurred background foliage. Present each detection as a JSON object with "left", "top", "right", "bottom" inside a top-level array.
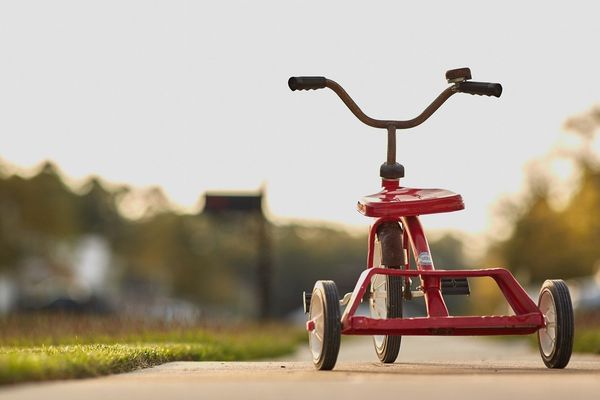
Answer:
[
  {"left": 487, "top": 106, "right": 600, "bottom": 283},
  {"left": 0, "top": 161, "right": 465, "bottom": 319},
  {"left": 0, "top": 106, "right": 599, "bottom": 321}
]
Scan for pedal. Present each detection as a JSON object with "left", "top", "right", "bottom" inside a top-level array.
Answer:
[
  {"left": 303, "top": 291, "right": 312, "bottom": 314},
  {"left": 441, "top": 278, "right": 470, "bottom": 295},
  {"left": 340, "top": 292, "right": 353, "bottom": 306}
]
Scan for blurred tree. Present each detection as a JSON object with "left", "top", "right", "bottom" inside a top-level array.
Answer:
[
  {"left": 13, "top": 162, "right": 80, "bottom": 238},
  {"left": 79, "top": 177, "right": 124, "bottom": 236},
  {"left": 271, "top": 224, "right": 366, "bottom": 316},
  {"left": 492, "top": 106, "right": 600, "bottom": 282},
  {"left": 429, "top": 233, "right": 466, "bottom": 269},
  {"left": 0, "top": 162, "right": 80, "bottom": 273}
]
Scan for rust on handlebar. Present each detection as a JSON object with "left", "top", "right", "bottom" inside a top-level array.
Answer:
[{"left": 325, "top": 79, "right": 457, "bottom": 130}]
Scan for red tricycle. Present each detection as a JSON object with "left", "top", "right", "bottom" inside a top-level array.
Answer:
[{"left": 288, "top": 68, "right": 574, "bottom": 370}]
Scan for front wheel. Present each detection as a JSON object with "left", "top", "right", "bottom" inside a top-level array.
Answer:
[
  {"left": 370, "top": 221, "right": 403, "bottom": 363},
  {"left": 371, "top": 272, "right": 402, "bottom": 363},
  {"left": 308, "top": 280, "right": 341, "bottom": 370},
  {"left": 537, "top": 279, "right": 574, "bottom": 369}
]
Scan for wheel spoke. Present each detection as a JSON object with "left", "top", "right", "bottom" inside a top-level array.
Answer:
[
  {"left": 373, "top": 302, "right": 386, "bottom": 315},
  {"left": 314, "top": 330, "right": 323, "bottom": 342},
  {"left": 370, "top": 303, "right": 384, "bottom": 318},
  {"left": 373, "top": 279, "right": 386, "bottom": 290}
]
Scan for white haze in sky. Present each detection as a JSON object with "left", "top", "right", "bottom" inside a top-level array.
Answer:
[{"left": 1, "top": 1, "right": 599, "bottom": 239}]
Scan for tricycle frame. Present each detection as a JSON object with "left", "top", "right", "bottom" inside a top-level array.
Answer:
[{"left": 340, "top": 212, "right": 544, "bottom": 336}]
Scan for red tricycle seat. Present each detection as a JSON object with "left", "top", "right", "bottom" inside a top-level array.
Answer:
[{"left": 357, "top": 186, "right": 464, "bottom": 217}]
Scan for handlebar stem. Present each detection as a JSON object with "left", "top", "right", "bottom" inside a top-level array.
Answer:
[
  {"left": 325, "top": 79, "right": 458, "bottom": 179},
  {"left": 387, "top": 126, "right": 396, "bottom": 164}
]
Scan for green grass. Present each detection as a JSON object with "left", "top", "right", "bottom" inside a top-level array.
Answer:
[
  {"left": 0, "top": 314, "right": 304, "bottom": 385},
  {"left": 573, "top": 328, "right": 600, "bottom": 354},
  {"left": 508, "top": 324, "right": 600, "bottom": 355}
]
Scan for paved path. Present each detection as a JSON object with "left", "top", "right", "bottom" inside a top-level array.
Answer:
[{"left": 2, "top": 335, "right": 600, "bottom": 400}]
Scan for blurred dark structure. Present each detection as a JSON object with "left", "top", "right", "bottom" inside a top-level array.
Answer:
[
  {"left": 203, "top": 189, "right": 272, "bottom": 320},
  {"left": 204, "top": 194, "right": 262, "bottom": 213}
]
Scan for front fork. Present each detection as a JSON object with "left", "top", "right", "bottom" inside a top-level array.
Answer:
[{"left": 366, "top": 216, "right": 449, "bottom": 318}]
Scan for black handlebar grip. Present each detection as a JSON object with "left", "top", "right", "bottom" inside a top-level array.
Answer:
[
  {"left": 456, "top": 81, "right": 502, "bottom": 98},
  {"left": 288, "top": 76, "right": 327, "bottom": 91}
]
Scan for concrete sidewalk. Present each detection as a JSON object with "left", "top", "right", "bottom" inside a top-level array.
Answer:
[{"left": 2, "top": 336, "right": 599, "bottom": 400}]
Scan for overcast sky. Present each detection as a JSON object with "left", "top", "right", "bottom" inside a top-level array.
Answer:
[{"left": 1, "top": 1, "right": 599, "bottom": 238}]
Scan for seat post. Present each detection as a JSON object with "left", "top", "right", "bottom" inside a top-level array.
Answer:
[{"left": 380, "top": 125, "right": 404, "bottom": 180}]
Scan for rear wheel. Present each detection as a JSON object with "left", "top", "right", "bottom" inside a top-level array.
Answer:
[
  {"left": 537, "top": 279, "right": 574, "bottom": 369},
  {"left": 308, "top": 280, "right": 341, "bottom": 370},
  {"left": 370, "top": 221, "right": 403, "bottom": 363}
]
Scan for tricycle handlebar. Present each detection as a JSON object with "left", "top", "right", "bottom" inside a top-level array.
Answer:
[{"left": 288, "top": 69, "right": 502, "bottom": 130}]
